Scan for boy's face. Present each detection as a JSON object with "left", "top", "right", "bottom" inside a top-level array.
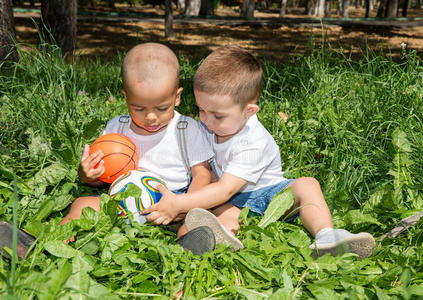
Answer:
[
  {"left": 195, "top": 89, "right": 259, "bottom": 142},
  {"left": 123, "top": 79, "right": 182, "bottom": 135}
]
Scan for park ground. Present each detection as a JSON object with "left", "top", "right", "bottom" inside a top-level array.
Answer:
[{"left": 13, "top": 5, "right": 423, "bottom": 62}]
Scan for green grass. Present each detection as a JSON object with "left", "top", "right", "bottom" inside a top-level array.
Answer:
[{"left": 0, "top": 41, "right": 422, "bottom": 299}]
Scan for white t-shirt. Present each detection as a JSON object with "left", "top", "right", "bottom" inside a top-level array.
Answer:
[
  {"left": 201, "top": 115, "right": 285, "bottom": 193},
  {"left": 104, "top": 111, "right": 214, "bottom": 191}
]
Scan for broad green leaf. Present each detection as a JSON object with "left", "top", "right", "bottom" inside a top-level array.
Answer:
[
  {"left": 65, "top": 253, "right": 92, "bottom": 295},
  {"left": 44, "top": 241, "right": 79, "bottom": 258},
  {"left": 344, "top": 209, "right": 382, "bottom": 227},
  {"left": 112, "top": 183, "right": 143, "bottom": 202},
  {"left": 103, "top": 232, "right": 129, "bottom": 251},
  {"left": 233, "top": 252, "right": 271, "bottom": 281},
  {"left": 307, "top": 285, "right": 338, "bottom": 299},
  {"left": 33, "top": 198, "right": 56, "bottom": 221},
  {"left": 282, "top": 270, "right": 293, "bottom": 290},
  {"left": 38, "top": 261, "right": 72, "bottom": 300},
  {"left": 234, "top": 286, "right": 268, "bottom": 300},
  {"left": 79, "top": 240, "right": 100, "bottom": 255},
  {"left": 0, "top": 164, "right": 31, "bottom": 193},
  {"left": 258, "top": 187, "right": 294, "bottom": 229},
  {"left": 239, "top": 206, "right": 250, "bottom": 224},
  {"left": 27, "top": 129, "right": 51, "bottom": 159},
  {"left": 26, "top": 162, "right": 68, "bottom": 188},
  {"left": 373, "top": 285, "right": 390, "bottom": 300},
  {"left": 359, "top": 266, "right": 383, "bottom": 275},
  {"left": 391, "top": 128, "right": 412, "bottom": 153},
  {"left": 268, "top": 288, "right": 293, "bottom": 300},
  {"left": 409, "top": 285, "right": 423, "bottom": 296}
]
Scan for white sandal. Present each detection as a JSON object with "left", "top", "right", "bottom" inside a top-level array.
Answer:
[
  {"left": 185, "top": 208, "right": 244, "bottom": 250},
  {"left": 310, "top": 231, "right": 375, "bottom": 259}
]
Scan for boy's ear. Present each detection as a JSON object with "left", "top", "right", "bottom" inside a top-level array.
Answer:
[
  {"left": 121, "top": 89, "right": 127, "bottom": 99},
  {"left": 175, "top": 87, "right": 183, "bottom": 107},
  {"left": 245, "top": 103, "right": 260, "bottom": 117}
]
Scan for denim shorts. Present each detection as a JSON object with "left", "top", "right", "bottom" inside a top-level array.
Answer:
[
  {"left": 173, "top": 186, "right": 189, "bottom": 194},
  {"left": 229, "top": 179, "right": 296, "bottom": 218}
]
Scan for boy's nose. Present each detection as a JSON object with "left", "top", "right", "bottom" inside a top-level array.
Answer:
[{"left": 146, "top": 112, "right": 157, "bottom": 122}]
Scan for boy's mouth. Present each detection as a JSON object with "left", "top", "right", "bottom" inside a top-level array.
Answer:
[{"left": 144, "top": 124, "right": 161, "bottom": 132}]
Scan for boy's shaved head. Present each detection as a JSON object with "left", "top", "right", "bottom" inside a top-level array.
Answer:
[{"left": 121, "top": 43, "right": 179, "bottom": 91}]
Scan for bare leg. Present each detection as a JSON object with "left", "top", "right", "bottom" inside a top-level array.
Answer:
[
  {"left": 60, "top": 196, "right": 100, "bottom": 225},
  {"left": 211, "top": 202, "right": 242, "bottom": 235},
  {"left": 286, "top": 177, "right": 333, "bottom": 237}
]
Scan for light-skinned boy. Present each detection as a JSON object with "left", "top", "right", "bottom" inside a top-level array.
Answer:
[
  {"left": 60, "top": 43, "right": 217, "bottom": 254},
  {"left": 143, "top": 45, "right": 375, "bottom": 259}
]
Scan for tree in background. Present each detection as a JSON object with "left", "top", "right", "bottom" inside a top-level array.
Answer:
[
  {"left": 185, "top": 0, "right": 202, "bottom": 15},
  {"left": 0, "top": 0, "right": 18, "bottom": 66},
  {"left": 377, "top": 0, "right": 398, "bottom": 16},
  {"left": 314, "top": 0, "right": 326, "bottom": 17},
  {"left": 241, "top": 0, "right": 255, "bottom": 18},
  {"left": 280, "top": 0, "right": 288, "bottom": 16},
  {"left": 41, "top": 0, "right": 77, "bottom": 54},
  {"left": 200, "top": 0, "right": 214, "bottom": 15},
  {"left": 325, "top": 0, "right": 332, "bottom": 16},
  {"left": 164, "top": 0, "right": 173, "bottom": 37},
  {"left": 305, "top": 0, "right": 313, "bottom": 15}
]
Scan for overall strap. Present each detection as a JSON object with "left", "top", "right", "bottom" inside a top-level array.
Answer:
[
  {"left": 176, "top": 115, "right": 192, "bottom": 181},
  {"left": 118, "top": 115, "right": 131, "bottom": 134}
]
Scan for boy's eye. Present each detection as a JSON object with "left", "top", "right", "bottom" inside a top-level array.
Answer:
[
  {"left": 157, "top": 107, "right": 169, "bottom": 112},
  {"left": 135, "top": 108, "right": 145, "bottom": 112},
  {"left": 214, "top": 115, "right": 224, "bottom": 120}
]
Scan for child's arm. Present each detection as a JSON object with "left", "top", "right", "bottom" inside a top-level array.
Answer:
[
  {"left": 170, "top": 161, "right": 211, "bottom": 222},
  {"left": 187, "top": 161, "right": 211, "bottom": 192},
  {"left": 144, "top": 172, "right": 247, "bottom": 225},
  {"left": 78, "top": 144, "right": 105, "bottom": 187}
]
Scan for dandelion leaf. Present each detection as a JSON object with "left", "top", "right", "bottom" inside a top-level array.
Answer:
[
  {"left": 258, "top": 187, "right": 294, "bottom": 229},
  {"left": 44, "top": 240, "right": 79, "bottom": 258}
]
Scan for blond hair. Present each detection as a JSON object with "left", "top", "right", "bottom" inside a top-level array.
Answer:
[{"left": 194, "top": 45, "right": 262, "bottom": 106}]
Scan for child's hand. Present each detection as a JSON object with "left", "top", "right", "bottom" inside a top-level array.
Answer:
[
  {"left": 78, "top": 144, "right": 105, "bottom": 186},
  {"left": 142, "top": 185, "right": 182, "bottom": 225}
]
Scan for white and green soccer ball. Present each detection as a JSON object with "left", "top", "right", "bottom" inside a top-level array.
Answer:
[{"left": 108, "top": 169, "right": 166, "bottom": 225}]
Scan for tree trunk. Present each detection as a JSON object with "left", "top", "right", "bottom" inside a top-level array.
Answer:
[
  {"left": 305, "top": 0, "right": 313, "bottom": 15},
  {"left": 324, "top": 0, "right": 331, "bottom": 17},
  {"left": 342, "top": 0, "right": 349, "bottom": 17},
  {"left": 386, "top": 0, "right": 398, "bottom": 16},
  {"left": 280, "top": 0, "right": 288, "bottom": 16},
  {"left": 241, "top": 0, "right": 255, "bottom": 18},
  {"left": 200, "top": 0, "right": 214, "bottom": 15},
  {"left": 314, "top": 0, "right": 325, "bottom": 16},
  {"left": 185, "top": 0, "right": 201, "bottom": 15},
  {"left": 377, "top": 0, "right": 388, "bottom": 16},
  {"left": 0, "top": 0, "right": 18, "bottom": 66},
  {"left": 365, "top": 0, "right": 370, "bottom": 17},
  {"left": 257, "top": 0, "right": 269, "bottom": 9},
  {"left": 337, "top": 0, "right": 343, "bottom": 15},
  {"left": 412, "top": 0, "right": 420, "bottom": 8},
  {"left": 178, "top": 0, "right": 186, "bottom": 12},
  {"left": 401, "top": 0, "right": 408, "bottom": 16},
  {"left": 164, "top": 0, "right": 173, "bottom": 38},
  {"left": 41, "top": 0, "right": 77, "bottom": 54},
  {"left": 108, "top": 0, "right": 115, "bottom": 8}
]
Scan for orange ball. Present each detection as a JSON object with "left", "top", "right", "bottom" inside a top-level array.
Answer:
[{"left": 89, "top": 133, "right": 139, "bottom": 183}]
